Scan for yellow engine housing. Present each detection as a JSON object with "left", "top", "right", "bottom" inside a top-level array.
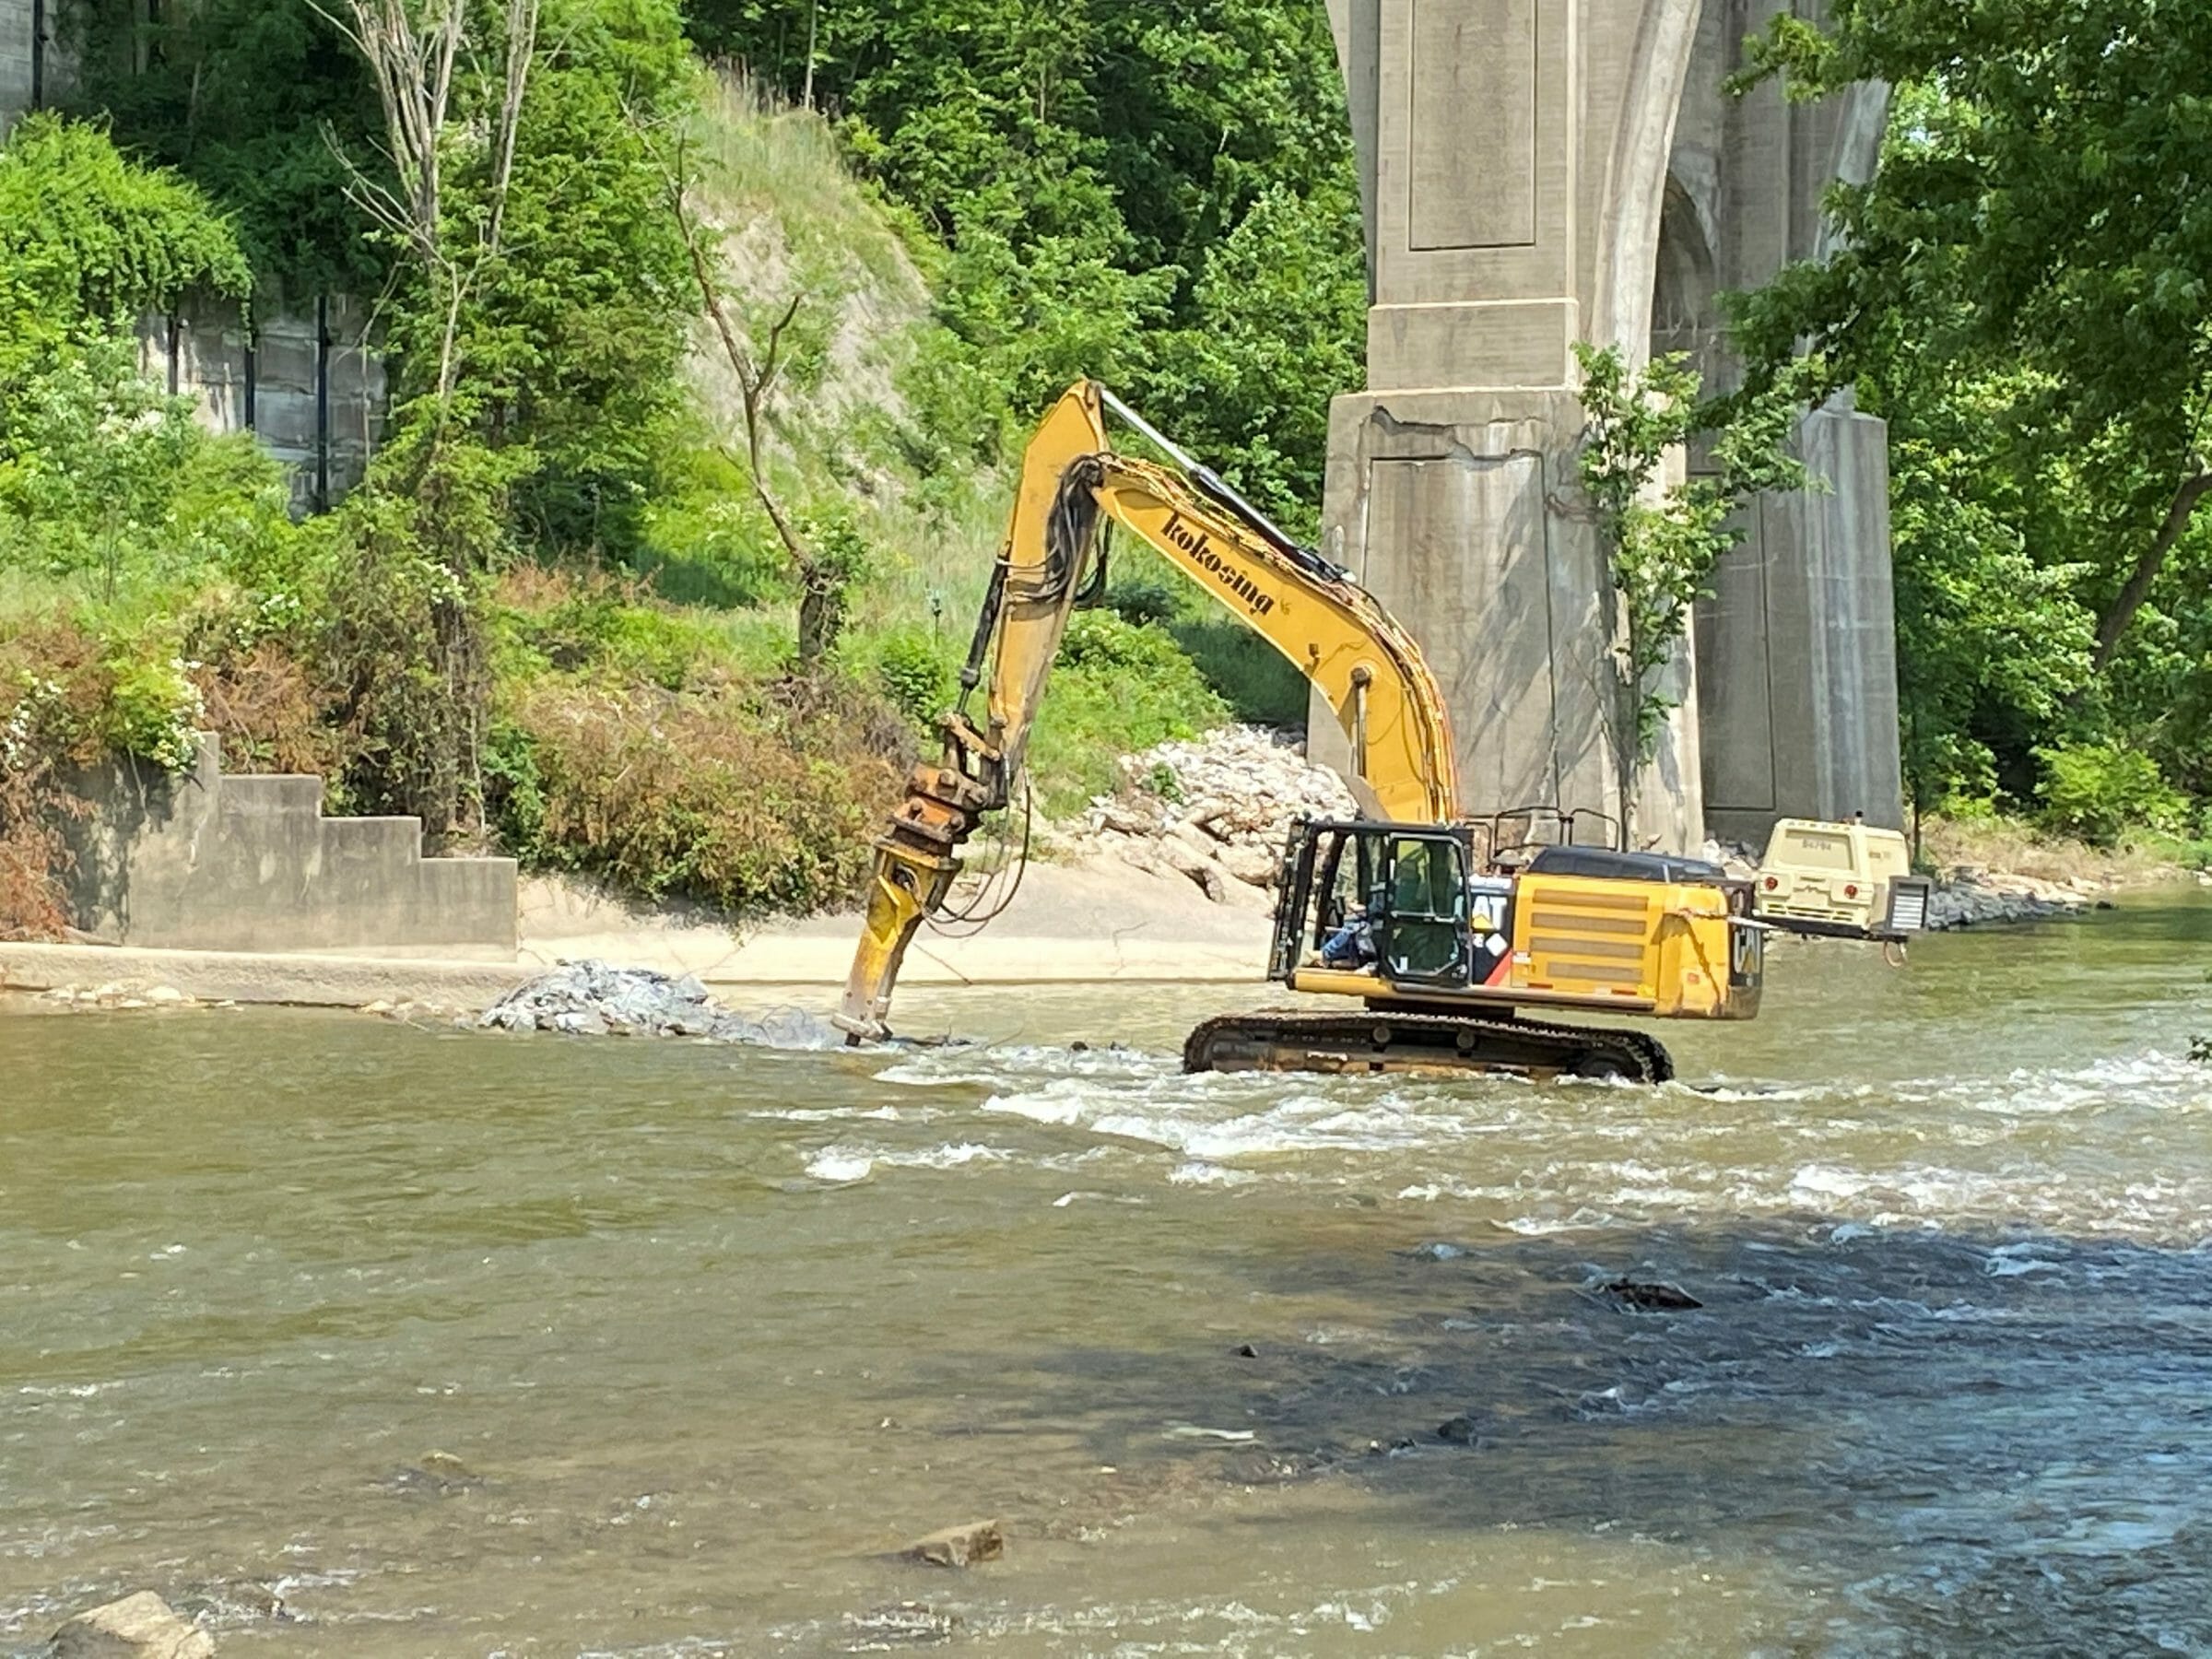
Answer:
[{"left": 1288, "top": 868, "right": 1762, "bottom": 1025}]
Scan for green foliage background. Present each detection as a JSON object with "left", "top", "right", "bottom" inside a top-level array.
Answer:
[
  {"left": 685, "top": 0, "right": 1369, "bottom": 536},
  {"left": 8, "top": 0, "right": 2212, "bottom": 939},
  {"left": 1735, "top": 6, "right": 2212, "bottom": 842}
]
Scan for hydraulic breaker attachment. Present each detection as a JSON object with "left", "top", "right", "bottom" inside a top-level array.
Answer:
[{"left": 834, "top": 738, "right": 998, "bottom": 1043}]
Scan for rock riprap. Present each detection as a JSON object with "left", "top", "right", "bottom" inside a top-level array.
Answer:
[
  {"left": 1075, "top": 725, "right": 1356, "bottom": 905},
  {"left": 1925, "top": 867, "right": 2117, "bottom": 928},
  {"left": 1052, "top": 724, "right": 2148, "bottom": 931},
  {"left": 481, "top": 961, "right": 836, "bottom": 1046}
]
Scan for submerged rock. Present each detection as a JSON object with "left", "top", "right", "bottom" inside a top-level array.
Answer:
[
  {"left": 480, "top": 961, "right": 838, "bottom": 1048},
  {"left": 381, "top": 1451, "right": 486, "bottom": 1500},
  {"left": 1598, "top": 1277, "right": 1703, "bottom": 1312},
  {"left": 172, "top": 1581, "right": 294, "bottom": 1629},
  {"left": 902, "top": 1519, "right": 1005, "bottom": 1568},
  {"left": 49, "top": 1593, "right": 215, "bottom": 1659},
  {"left": 1401, "top": 1241, "right": 1468, "bottom": 1262}
]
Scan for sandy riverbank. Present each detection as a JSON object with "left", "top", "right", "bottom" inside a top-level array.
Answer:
[
  {"left": 0, "top": 857, "right": 1275, "bottom": 1016},
  {"left": 6, "top": 816, "right": 2202, "bottom": 1017}
]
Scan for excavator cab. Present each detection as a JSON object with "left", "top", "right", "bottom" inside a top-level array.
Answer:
[
  {"left": 1376, "top": 831, "right": 1476, "bottom": 984},
  {"left": 1272, "top": 821, "right": 1480, "bottom": 988}
]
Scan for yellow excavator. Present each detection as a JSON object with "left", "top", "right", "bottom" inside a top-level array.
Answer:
[{"left": 835, "top": 382, "right": 1928, "bottom": 1083}]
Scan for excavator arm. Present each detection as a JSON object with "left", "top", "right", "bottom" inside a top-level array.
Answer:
[{"left": 834, "top": 381, "right": 1459, "bottom": 1041}]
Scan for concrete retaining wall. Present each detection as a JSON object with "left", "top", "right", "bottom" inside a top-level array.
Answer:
[
  {"left": 3, "top": 17, "right": 386, "bottom": 510},
  {"left": 65, "top": 735, "right": 518, "bottom": 957},
  {"left": 0, "top": 0, "right": 53, "bottom": 132},
  {"left": 135, "top": 296, "right": 385, "bottom": 512}
]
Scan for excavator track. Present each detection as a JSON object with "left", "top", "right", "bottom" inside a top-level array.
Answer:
[{"left": 1182, "top": 1007, "right": 1674, "bottom": 1084}]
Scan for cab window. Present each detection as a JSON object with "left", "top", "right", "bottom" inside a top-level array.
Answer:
[{"left": 1377, "top": 835, "right": 1469, "bottom": 983}]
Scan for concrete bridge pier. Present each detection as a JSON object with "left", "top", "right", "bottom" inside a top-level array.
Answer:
[{"left": 1318, "top": 0, "right": 1904, "bottom": 850}]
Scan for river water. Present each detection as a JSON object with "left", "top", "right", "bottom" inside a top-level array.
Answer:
[{"left": 6, "top": 896, "right": 2212, "bottom": 1656}]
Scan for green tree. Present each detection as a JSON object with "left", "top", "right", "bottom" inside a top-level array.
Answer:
[
  {"left": 1575, "top": 344, "right": 1806, "bottom": 841},
  {"left": 307, "top": 0, "right": 700, "bottom": 836},
  {"left": 684, "top": 1, "right": 1367, "bottom": 517},
  {"left": 1737, "top": 8, "right": 2212, "bottom": 679},
  {"left": 62, "top": 0, "right": 387, "bottom": 297}
]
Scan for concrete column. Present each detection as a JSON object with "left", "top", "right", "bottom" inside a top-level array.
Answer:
[
  {"left": 1697, "top": 398, "right": 1904, "bottom": 839},
  {"left": 1682, "top": 1, "right": 1904, "bottom": 843},
  {"left": 1321, "top": 0, "right": 1905, "bottom": 851},
  {"left": 1319, "top": 0, "right": 1707, "bottom": 850}
]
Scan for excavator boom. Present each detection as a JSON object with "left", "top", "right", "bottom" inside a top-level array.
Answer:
[{"left": 835, "top": 381, "right": 1456, "bottom": 1041}]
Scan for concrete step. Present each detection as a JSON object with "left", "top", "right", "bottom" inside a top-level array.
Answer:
[
  {"left": 216, "top": 774, "right": 328, "bottom": 818},
  {"left": 66, "top": 734, "right": 519, "bottom": 955}
]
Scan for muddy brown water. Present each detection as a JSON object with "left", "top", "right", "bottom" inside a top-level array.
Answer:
[{"left": 6, "top": 895, "right": 2212, "bottom": 1655}]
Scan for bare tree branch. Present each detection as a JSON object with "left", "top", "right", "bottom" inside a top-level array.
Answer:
[
  {"left": 665, "top": 154, "right": 814, "bottom": 582},
  {"left": 483, "top": 0, "right": 540, "bottom": 253},
  {"left": 313, "top": 0, "right": 541, "bottom": 430},
  {"left": 2092, "top": 465, "right": 2212, "bottom": 673}
]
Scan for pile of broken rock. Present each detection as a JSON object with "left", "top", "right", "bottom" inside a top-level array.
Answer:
[
  {"left": 481, "top": 960, "right": 836, "bottom": 1046},
  {"left": 1064, "top": 724, "right": 2150, "bottom": 933},
  {"left": 1926, "top": 866, "right": 2120, "bottom": 929},
  {"left": 1071, "top": 725, "right": 1354, "bottom": 906}
]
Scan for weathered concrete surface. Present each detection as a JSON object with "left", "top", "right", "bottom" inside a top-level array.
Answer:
[
  {"left": 1698, "top": 399, "right": 1905, "bottom": 838},
  {"left": 517, "top": 865, "right": 1271, "bottom": 988},
  {"left": 0, "top": 0, "right": 36, "bottom": 130},
  {"left": 65, "top": 735, "right": 518, "bottom": 956},
  {"left": 1311, "top": 389, "right": 1618, "bottom": 824},
  {"left": 1321, "top": 0, "right": 1901, "bottom": 851},
  {"left": 0, "top": 944, "right": 535, "bottom": 1010},
  {"left": 133, "top": 297, "right": 385, "bottom": 512},
  {"left": 1670, "top": 5, "right": 1901, "bottom": 840}
]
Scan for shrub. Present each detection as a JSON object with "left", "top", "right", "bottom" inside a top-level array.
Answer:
[
  {"left": 1025, "top": 612, "right": 1228, "bottom": 813},
  {"left": 100, "top": 649, "right": 206, "bottom": 773},
  {"left": 495, "top": 677, "right": 905, "bottom": 915},
  {"left": 1168, "top": 618, "right": 1310, "bottom": 726},
  {"left": 0, "top": 701, "right": 77, "bottom": 938},
  {"left": 1105, "top": 579, "right": 1179, "bottom": 626},
  {"left": 1056, "top": 610, "right": 1200, "bottom": 677},
  {"left": 188, "top": 641, "right": 346, "bottom": 780},
  {"left": 2034, "top": 742, "right": 2186, "bottom": 848},
  {"left": 0, "top": 622, "right": 106, "bottom": 937},
  {"left": 872, "top": 630, "right": 951, "bottom": 728}
]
